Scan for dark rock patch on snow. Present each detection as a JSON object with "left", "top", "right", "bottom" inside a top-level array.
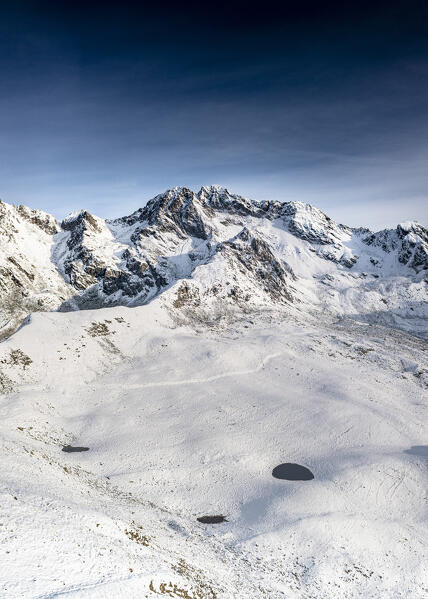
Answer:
[
  {"left": 197, "top": 515, "right": 227, "bottom": 524},
  {"left": 272, "top": 463, "right": 314, "bottom": 480},
  {"left": 62, "top": 445, "right": 90, "bottom": 453}
]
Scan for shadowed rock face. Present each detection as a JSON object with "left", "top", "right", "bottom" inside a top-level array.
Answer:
[
  {"left": 272, "top": 463, "right": 314, "bottom": 481},
  {"left": 217, "top": 228, "right": 295, "bottom": 304},
  {"left": 126, "top": 187, "right": 213, "bottom": 241}
]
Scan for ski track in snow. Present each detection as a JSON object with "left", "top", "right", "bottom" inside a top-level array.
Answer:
[
  {"left": 101, "top": 351, "right": 283, "bottom": 390},
  {"left": 33, "top": 575, "right": 148, "bottom": 599}
]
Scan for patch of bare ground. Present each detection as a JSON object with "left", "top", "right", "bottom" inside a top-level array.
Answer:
[
  {"left": 86, "top": 320, "right": 113, "bottom": 337},
  {"left": 173, "top": 282, "right": 201, "bottom": 309},
  {"left": 171, "top": 559, "right": 219, "bottom": 599},
  {"left": 1, "top": 348, "right": 32, "bottom": 369},
  {"left": 149, "top": 580, "right": 205, "bottom": 598},
  {"left": 125, "top": 523, "right": 150, "bottom": 546}
]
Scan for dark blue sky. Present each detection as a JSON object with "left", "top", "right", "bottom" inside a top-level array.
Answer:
[{"left": 1, "top": 0, "right": 428, "bottom": 229}]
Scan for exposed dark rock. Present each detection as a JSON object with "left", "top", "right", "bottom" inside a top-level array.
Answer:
[
  {"left": 272, "top": 463, "right": 314, "bottom": 480},
  {"left": 173, "top": 281, "right": 201, "bottom": 308},
  {"left": 363, "top": 222, "right": 428, "bottom": 272},
  {"left": 217, "top": 228, "right": 294, "bottom": 304},
  {"left": 340, "top": 254, "right": 358, "bottom": 268},
  {"left": 122, "top": 187, "right": 212, "bottom": 242},
  {"left": 16, "top": 205, "right": 60, "bottom": 235},
  {"left": 197, "top": 515, "right": 227, "bottom": 524}
]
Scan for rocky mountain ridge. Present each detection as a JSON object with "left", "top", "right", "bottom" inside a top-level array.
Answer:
[{"left": 0, "top": 186, "right": 427, "bottom": 338}]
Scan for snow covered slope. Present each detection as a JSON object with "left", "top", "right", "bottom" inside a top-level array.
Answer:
[
  {"left": 0, "top": 303, "right": 427, "bottom": 598},
  {"left": 0, "top": 185, "right": 427, "bottom": 338}
]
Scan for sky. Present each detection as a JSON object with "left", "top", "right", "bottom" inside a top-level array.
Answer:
[{"left": 0, "top": 0, "right": 428, "bottom": 230}]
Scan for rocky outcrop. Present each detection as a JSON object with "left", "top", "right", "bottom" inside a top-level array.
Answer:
[
  {"left": 199, "top": 185, "right": 271, "bottom": 217},
  {"left": 114, "top": 187, "right": 213, "bottom": 244},
  {"left": 217, "top": 228, "right": 295, "bottom": 304},
  {"left": 363, "top": 221, "right": 428, "bottom": 273},
  {"left": 15, "top": 204, "right": 60, "bottom": 235},
  {"left": 278, "top": 201, "right": 350, "bottom": 245},
  {"left": 0, "top": 200, "right": 71, "bottom": 337}
]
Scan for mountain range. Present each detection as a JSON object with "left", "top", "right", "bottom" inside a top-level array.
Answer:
[{"left": 1, "top": 185, "right": 427, "bottom": 339}]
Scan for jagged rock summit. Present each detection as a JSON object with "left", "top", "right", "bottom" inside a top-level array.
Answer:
[{"left": 0, "top": 186, "right": 427, "bottom": 338}]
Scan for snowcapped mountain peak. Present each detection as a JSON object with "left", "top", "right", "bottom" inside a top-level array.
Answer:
[
  {"left": 199, "top": 184, "right": 233, "bottom": 201},
  {"left": 278, "top": 200, "right": 350, "bottom": 245},
  {"left": 198, "top": 185, "right": 266, "bottom": 216},
  {"left": 14, "top": 204, "right": 60, "bottom": 235},
  {"left": 397, "top": 220, "right": 424, "bottom": 233},
  {"left": 199, "top": 183, "right": 229, "bottom": 193},
  {"left": 362, "top": 219, "right": 428, "bottom": 272},
  {"left": 199, "top": 184, "right": 232, "bottom": 208},
  {"left": 0, "top": 199, "right": 60, "bottom": 236},
  {"left": 61, "top": 209, "right": 102, "bottom": 231}
]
